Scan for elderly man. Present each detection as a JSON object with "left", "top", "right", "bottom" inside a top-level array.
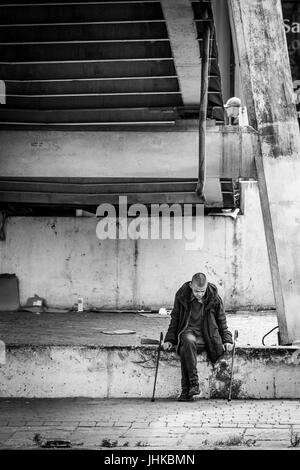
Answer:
[{"left": 163, "top": 273, "right": 233, "bottom": 401}]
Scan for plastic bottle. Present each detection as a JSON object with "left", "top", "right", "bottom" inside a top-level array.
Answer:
[{"left": 77, "top": 297, "right": 84, "bottom": 312}]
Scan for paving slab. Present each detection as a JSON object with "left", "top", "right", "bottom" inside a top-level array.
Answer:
[{"left": 0, "top": 398, "right": 300, "bottom": 450}]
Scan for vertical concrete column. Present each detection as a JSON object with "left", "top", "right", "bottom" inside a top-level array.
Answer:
[{"left": 228, "top": 0, "right": 300, "bottom": 344}]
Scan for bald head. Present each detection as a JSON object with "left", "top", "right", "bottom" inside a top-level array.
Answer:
[
  {"left": 190, "top": 273, "right": 207, "bottom": 301},
  {"left": 191, "top": 272, "right": 207, "bottom": 287}
]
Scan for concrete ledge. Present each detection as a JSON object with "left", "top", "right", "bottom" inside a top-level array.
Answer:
[
  {"left": 0, "top": 311, "right": 278, "bottom": 347},
  {"left": 1, "top": 345, "right": 300, "bottom": 399}
]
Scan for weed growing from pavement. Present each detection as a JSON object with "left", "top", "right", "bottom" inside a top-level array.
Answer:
[
  {"left": 33, "top": 433, "right": 72, "bottom": 448},
  {"left": 34, "top": 434, "right": 42, "bottom": 446},
  {"left": 136, "top": 441, "right": 148, "bottom": 447},
  {"left": 289, "top": 426, "right": 300, "bottom": 447},
  {"left": 101, "top": 439, "right": 118, "bottom": 448},
  {"left": 212, "top": 434, "right": 256, "bottom": 448},
  {"left": 101, "top": 439, "right": 130, "bottom": 448}
]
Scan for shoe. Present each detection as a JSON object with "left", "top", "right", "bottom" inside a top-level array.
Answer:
[
  {"left": 188, "top": 385, "right": 200, "bottom": 397},
  {"left": 177, "top": 390, "right": 194, "bottom": 402}
]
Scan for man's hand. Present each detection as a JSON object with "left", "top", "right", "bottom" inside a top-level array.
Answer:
[
  {"left": 163, "top": 341, "right": 173, "bottom": 351},
  {"left": 223, "top": 343, "right": 233, "bottom": 353}
]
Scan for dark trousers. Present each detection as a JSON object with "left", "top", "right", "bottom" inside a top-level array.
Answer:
[{"left": 179, "top": 329, "right": 205, "bottom": 391}]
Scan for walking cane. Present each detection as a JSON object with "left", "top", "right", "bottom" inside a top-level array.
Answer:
[
  {"left": 151, "top": 332, "right": 164, "bottom": 402},
  {"left": 228, "top": 329, "right": 238, "bottom": 402}
]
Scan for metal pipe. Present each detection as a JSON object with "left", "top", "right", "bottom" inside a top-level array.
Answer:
[
  {"left": 228, "top": 329, "right": 238, "bottom": 402},
  {"left": 196, "top": 22, "right": 211, "bottom": 199}
]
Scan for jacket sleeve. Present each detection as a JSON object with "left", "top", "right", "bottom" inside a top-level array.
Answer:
[
  {"left": 215, "top": 298, "right": 233, "bottom": 344},
  {"left": 164, "top": 294, "right": 180, "bottom": 345}
]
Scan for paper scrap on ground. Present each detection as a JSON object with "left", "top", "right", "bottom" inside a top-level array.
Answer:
[
  {"left": 96, "top": 329, "right": 136, "bottom": 335},
  {"left": 158, "top": 308, "right": 171, "bottom": 315},
  {"left": 139, "top": 313, "right": 171, "bottom": 318}
]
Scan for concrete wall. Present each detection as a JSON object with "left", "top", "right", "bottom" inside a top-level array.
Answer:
[
  {"left": 0, "top": 181, "right": 274, "bottom": 310},
  {"left": 1, "top": 345, "right": 300, "bottom": 398}
]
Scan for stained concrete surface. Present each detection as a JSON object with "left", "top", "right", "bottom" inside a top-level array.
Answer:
[
  {"left": 0, "top": 398, "right": 300, "bottom": 450},
  {"left": 0, "top": 181, "right": 274, "bottom": 311},
  {"left": 0, "top": 310, "right": 278, "bottom": 347},
  {"left": 2, "top": 310, "right": 298, "bottom": 400}
]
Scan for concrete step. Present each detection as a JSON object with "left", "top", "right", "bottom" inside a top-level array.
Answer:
[
  {"left": 0, "top": 2, "right": 163, "bottom": 25},
  {"left": 0, "top": 21, "right": 168, "bottom": 42},
  {"left": 0, "top": 311, "right": 287, "bottom": 400},
  {"left": 0, "top": 107, "right": 177, "bottom": 123},
  {"left": 1, "top": 345, "right": 300, "bottom": 398},
  {"left": 3, "top": 94, "right": 181, "bottom": 110},
  {"left": 4, "top": 92, "right": 182, "bottom": 109},
  {"left": 5, "top": 77, "right": 179, "bottom": 95},
  {"left": 0, "top": 59, "right": 176, "bottom": 80},
  {"left": 0, "top": 40, "right": 172, "bottom": 62}
]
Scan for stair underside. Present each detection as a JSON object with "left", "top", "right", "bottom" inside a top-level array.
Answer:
[
  {"left": 0, "top": 177, "right": 237, "bottom": 210},
  {"left": 0, "top": 0, "right": 225, "bottom": 127}
]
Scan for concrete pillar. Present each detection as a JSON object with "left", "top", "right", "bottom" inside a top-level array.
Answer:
[{"left": 228, "top": 0, "right": 300, "bottom": 344}]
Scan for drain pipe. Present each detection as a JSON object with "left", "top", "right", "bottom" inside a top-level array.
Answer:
[{"left": 196, "top": 21, "right": 211, "bottom": 200}]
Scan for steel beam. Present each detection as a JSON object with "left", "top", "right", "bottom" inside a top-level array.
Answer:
[{"left": 161, "top": 0, "right": 201, "bottom": 105}]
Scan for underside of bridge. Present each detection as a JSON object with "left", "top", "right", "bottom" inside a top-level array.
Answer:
[
  {"left": 0, "top": 0, "right": 225, "bottom": 128},
  {"left": 0, "top": 0, "right": 244, "bottom": 212}
]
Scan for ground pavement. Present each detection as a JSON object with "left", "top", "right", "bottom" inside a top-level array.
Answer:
[
  {"left": 0, "top": 398, "right": 300, "bottom": 450},
  {"left": 0, "top": 311, "right": 291, "bottom": 451}
]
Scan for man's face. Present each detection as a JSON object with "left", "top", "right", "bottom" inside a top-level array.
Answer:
[{"left": 190, "top": 281, "right": 207, "bottom": 302}]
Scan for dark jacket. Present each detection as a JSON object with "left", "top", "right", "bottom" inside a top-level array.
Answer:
[{"left": 164, "top": 281, "right": 233, "bottom": 363}]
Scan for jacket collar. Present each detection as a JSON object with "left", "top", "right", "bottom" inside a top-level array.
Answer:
[
  {"left": 177, "top": 282, "right": 191, "bottom": 307},
  {"left": 178, "top": 282, "right": 197, "bottom": 307}
]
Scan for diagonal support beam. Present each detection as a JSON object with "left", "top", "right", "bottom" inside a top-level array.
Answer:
[
  {"left": 228, "top": 0, "right": 300, "bottom": 344},
  {"left": 161, "top": 0, "right": 201, "bottom": 105}
]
